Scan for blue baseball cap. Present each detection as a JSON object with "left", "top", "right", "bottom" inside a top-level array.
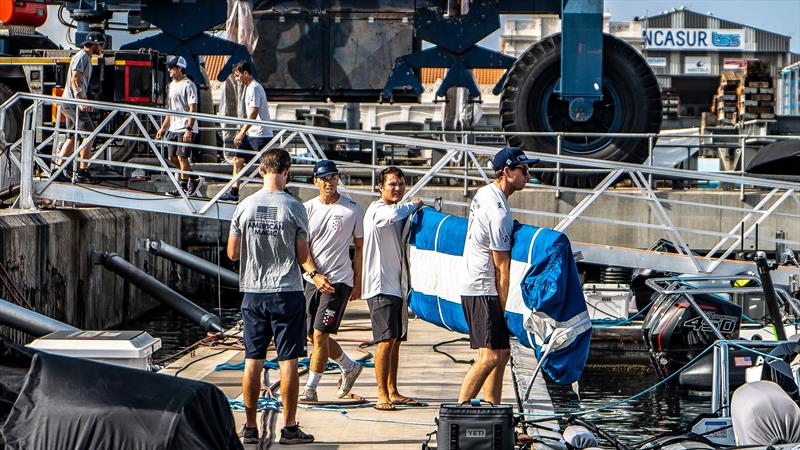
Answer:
[
  {"left": 491, "top": 147, "right": 539, "bottom": 171},
  {"left": 313, "top": 160, "right": 339, "bottom": 179}
]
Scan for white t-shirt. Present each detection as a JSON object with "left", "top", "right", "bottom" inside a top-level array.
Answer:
[
  {"left": 167, "top": 78, "right": 199, "bottom": 133},
  {"left": 461, "top": 183, "right": 514, "bottom": 296},
  {"left": 305, "top": 195, "right": 365, "bottom": 286},
  {"left": 243, "top": 81, "right": 272, "bottom": 138},
  {"left": 361, "top": 199, "right": 418, "bottom": 299}
]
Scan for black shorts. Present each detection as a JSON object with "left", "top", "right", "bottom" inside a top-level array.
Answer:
[
  {"left": 367, "top": 295, "right": 407, "bottom": 343},
  {"left": 461, "top": 296, "right": 510, "bottom": 350},
  {"left": 305, "top": 282, "right": 351, "bottom": 334},
  {"left": 241, "top": 292, "right": 307, "bottom": 361},
  {"left": 224, "top": 135, "right": 270, "bottom": 162},
  {"left": 165, "top": 130, "right": 198, "bottom": 159},
  {"left": 62, "top": 105, "right": 94, "bottom": 133}
]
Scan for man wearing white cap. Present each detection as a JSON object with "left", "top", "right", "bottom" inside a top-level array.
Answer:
[{"left": 156, "top": 56, "right": 201, "bottom": 197}]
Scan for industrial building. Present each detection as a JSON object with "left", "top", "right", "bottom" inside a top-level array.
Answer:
[{"left": 501, "top": 7, "right": 800, "bottom": 117}]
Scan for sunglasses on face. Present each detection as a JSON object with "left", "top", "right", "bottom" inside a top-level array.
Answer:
[{"left": 510, "top": 165, "right": 530, "bottom": 175}]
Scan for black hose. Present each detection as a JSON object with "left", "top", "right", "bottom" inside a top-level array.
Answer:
[
  {"left": 0, "top": 298, "right": 79, "bottom": 337},
  {"left": 99, "top": 252, "right": 225, "bottom": 333},
  {"left": 432, "top": 337, "right": 473, "bottom": 364},
  {"left": 146, "top": 239, "right": 239, "bottom": 288}
]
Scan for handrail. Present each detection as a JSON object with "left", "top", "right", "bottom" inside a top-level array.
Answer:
[
  {"left": 2, "top": 92, "right": 800, "bottom": 190},
  {"left": 4, "top": 93, "right": 800, "bottom": 280}
]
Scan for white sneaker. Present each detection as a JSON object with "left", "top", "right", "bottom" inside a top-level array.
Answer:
[
  {"left": 299, "top": 387, "right": 317, "bottom": 402},
  {"left": 337, "top": 364, "right": 363, "bottom": 398}
]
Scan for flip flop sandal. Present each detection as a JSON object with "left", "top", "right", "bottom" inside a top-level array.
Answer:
[
  {"left": 373, "top": 402, "right": 397, "bottom": 411},
  {"left": 391, "top": 398, "right": 428, "bottom": 407}
]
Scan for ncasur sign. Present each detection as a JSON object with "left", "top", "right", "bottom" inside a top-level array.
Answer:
[{"left": 644, "top": 28, "right": 745, "bottom": 51}]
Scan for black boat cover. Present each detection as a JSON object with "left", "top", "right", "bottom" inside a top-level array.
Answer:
[
  {"left": 0, "top": 340, "right": 35, "bottom": 425},
  {"left": 1, "top": 351, "right": 243, "bottom": 450},
  {"left": 731, "top": 380, "right": 800, "bottom": 446},
  {"left": 746, "top": 140, "right": 800, "bottom": 175}
]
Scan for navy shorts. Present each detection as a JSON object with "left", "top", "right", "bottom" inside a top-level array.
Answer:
[
  {"left": 461, "top": 295, "right": 510, "bottom": 350},
  {"left": 241, "top": 291, "right": 307, "bottom": 361},
  {"left": 305, "top": 282, "right": 351, "bottom": 334}
]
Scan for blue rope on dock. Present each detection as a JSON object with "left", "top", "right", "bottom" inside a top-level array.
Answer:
[
  {"left": 214, "top": 357, "right": 374, "bottom": 372},
  {"left": 228, "top": 396, "right": 281, "bottom": 412}
]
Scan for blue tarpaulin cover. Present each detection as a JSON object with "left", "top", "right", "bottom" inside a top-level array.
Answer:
[{"left": 407, "top": 208, "right": 591, "bottom": 384}]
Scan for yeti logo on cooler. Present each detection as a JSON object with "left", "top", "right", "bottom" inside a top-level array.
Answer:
[{"left": 465, "top": 429, "right": 485, "bottom": 438}]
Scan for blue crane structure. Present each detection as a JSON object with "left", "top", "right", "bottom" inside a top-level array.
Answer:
[{"left": 6, "top": 0, "right": 661, "bottom": 188}]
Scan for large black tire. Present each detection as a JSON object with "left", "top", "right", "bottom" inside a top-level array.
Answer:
[{"left": 500, "top": 33, "right": 662, "bottom": 188}]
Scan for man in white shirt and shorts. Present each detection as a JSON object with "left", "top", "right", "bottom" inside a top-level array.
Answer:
[
  {"left": 220, "top": 60, "right": 273, "bottom": 202},
  {"left": 458, "top": 147, "right": 537, "bottom": 405},
  {"left": 300, "top": 160, "right": 365, "bottom": 402},
  {"left": 156, "top": 56, "right": 201, "bottom": 197},
  {"left": 362, "top": 166, "right": 424, "bottom": 411}
]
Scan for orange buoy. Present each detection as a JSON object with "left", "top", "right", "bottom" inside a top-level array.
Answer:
[{"left": 0, "top": 1, "right": 48, "bottom": 28}]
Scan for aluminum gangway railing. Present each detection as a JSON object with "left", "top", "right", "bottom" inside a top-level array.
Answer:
[{"left": 2, "top": 93, "right": 799, "bottom": 283}]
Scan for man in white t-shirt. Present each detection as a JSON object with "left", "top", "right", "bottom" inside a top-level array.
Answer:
[
  {"left": 220, "top": 60, "right": 273, "bottom": 202},
  {"left": 299, "top": 160, "right": 365, "bottom": 403},
  {"left": 458, "top": 147, "right": 537, "bottom": 405},
  {"left": 156, "top": 56, "right": 201, "bottom": 197},
  {"left": 362, "top": 166, "right": 424, "bottom": 411},
  {"left": 54, "top": 32, "right": 104, "bottom": 184}
]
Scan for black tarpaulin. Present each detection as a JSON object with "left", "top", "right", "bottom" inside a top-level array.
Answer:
[
  {"left": 0, "top": 340, "right": 35, "bottom": 425},
  {"left": 746, "top": 140, "right": 800, "bottom": 175},
  {"left": 1, "top": 351, "right": 243, "bottom": 450}
]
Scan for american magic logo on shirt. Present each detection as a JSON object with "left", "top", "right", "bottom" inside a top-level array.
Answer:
[{"left": 250, "top": 206, "right": 284, "bottom": 236}]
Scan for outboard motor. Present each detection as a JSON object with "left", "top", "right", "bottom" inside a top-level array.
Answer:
[{"left": 642, "top": 291, "right": 741, "bottom": 379}]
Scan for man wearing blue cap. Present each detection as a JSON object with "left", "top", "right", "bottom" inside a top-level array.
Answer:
[
  {"left": 54, "top": 31, "right": 105, "bottom": 183},
  {"left": 458, "top": 147, "right": 537, "bottom": 405},
  {"left": 299, "top": 160, "right": 365, "bottom": 403}
]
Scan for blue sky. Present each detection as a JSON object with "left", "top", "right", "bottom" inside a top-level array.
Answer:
[{"left": 483, "top": 0, "right": 800, "bottom": 53}]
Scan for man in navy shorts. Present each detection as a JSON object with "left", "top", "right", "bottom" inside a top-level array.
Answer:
[{"left": 228, "top": 148, "right": 326, "bottom": 445}]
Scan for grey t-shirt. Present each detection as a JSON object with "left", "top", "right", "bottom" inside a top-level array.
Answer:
[
  {"left": 230, "top": 189, "right": 309, "bottom": 293},
  {"left": 304, "top": 195, "right": 365, "bottom": 286},
  {"left": 167, "top": 78, "right": 199, "bottom": 133},
  {"left": 243, "top": 81, "right": 272, "bottom": 138},
  {"left": 62, "top": 49, "right": 91, "bottom": 99},
  {"left": 361, "top": 199, "right": 418, "bottom": 299}
]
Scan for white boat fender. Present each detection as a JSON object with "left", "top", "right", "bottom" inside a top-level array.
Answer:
[
  {"left": 562, "top": 425, "right": 598, "bottom": 449},
  {"left": 731, "top": 380, "right": 800, "bottom": 446}
]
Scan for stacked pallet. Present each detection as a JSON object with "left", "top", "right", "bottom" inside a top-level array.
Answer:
[
  {"left": 712, "top": 72, "right": 742, "bottom": 124},
  {"left": 738, "top": 60, "right": 775, "bottom": 120},
  {"left": 711, "top": 60, "right": 775, "bottom": 124},
  {"left": 662, "top": 92, "right": 679, "bottom": 120}
]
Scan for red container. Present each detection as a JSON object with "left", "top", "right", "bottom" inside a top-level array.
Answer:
[{"left": 0, "top": 1, "right": 48, "bottom": 27}]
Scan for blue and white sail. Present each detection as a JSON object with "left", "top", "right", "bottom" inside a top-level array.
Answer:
[{"left": 407, "top": 208, "right": 591, "bottom": 384}]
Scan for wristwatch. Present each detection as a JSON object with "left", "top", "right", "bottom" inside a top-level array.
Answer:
[{"left": 308, "top": 270, "right": 318, "bottom": 279}]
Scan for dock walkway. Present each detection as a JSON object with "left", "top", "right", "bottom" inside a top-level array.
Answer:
[{"left": 161, "top": 300, "right": 554, "bottom": 449}]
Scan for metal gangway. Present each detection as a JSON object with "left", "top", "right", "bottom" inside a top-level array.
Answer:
[{"left": 2, "top": 93, "right": 799, "bottom": 284}]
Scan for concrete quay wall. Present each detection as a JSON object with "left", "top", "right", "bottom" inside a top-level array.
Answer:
[{"left": 0, "top": 209, "right": 182, "bottom": 344}]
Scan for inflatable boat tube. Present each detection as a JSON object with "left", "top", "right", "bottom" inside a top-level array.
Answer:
[{"left": 407, "top": 208, "right": 591, "bottom": 384}]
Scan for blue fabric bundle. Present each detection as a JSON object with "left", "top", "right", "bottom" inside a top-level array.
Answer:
[{"left": 407, "top": 208, "right": 591, "bottom": 384}]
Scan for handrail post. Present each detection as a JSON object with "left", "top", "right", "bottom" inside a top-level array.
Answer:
[
  {"left": 739, "top": 136, "right": 746, "bottom": 201},
  {"left": 648, "top": 135, "right": 654, "bottom": 188},
  {"left": 555, "top": 134, "right": 562, "bottom": 199},
  {"left": 18, "top": 129, "right": 35, "bottom": 209},
  {"left": 371, "top": 139, "right": 377, "bottom": 192}
]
